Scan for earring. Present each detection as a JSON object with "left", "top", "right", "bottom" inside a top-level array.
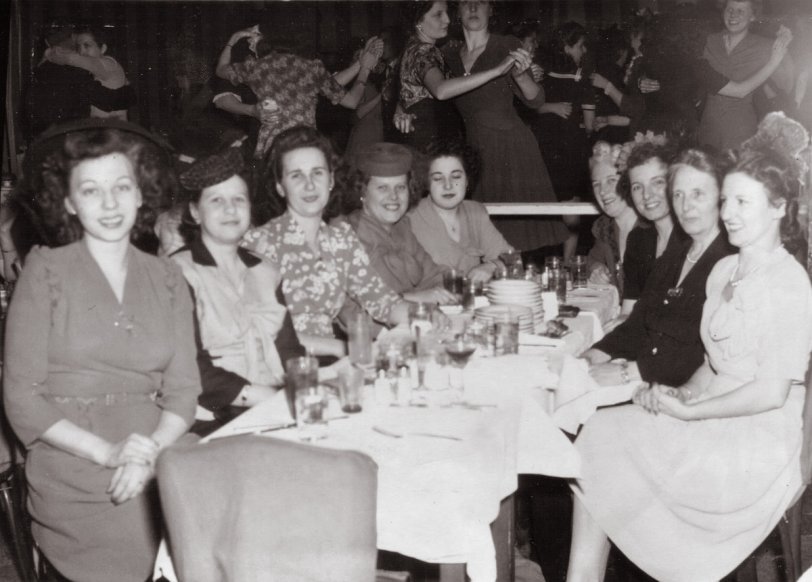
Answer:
[
  {"left": 417, "top": 24, "right": 424, "bottom": 32},
  {"left": 360, "top": 196, "right": 364, "bottom": 203}
]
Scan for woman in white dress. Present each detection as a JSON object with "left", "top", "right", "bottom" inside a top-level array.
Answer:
[{"left": 567, "top": 112, "right": 812, "bottom": 582}]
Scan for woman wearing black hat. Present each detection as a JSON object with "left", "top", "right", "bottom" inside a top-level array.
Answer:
[
  {"left": 172, "top": 148, "right": 306, "bottom": 428},
  {"left": 3, "top": 119, "right": 200, "bottom": 582},
  {"left": 339, "top": 141, "right": 456, "bottom": 306}
]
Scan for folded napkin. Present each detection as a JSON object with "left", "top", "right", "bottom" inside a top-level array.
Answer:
[{"left": 552, "top": 355, "right": 638, "bottom": 433}]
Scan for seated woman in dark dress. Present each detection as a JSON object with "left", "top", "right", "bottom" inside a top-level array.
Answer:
[
  {"left": 5, "top": 120, "right": 200, "bottom": 582},
  {"left": 617, "top": 137, "right": 684, "bottom": 317},
  {"left": 582, "top": 147, "right": 735, "bottom": 388},
  {"left": 172, "top": 148, "right": 305, "bottom": 429}
]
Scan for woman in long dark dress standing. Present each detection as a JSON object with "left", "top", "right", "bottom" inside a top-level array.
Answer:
[
  {"left": 4, "top": 120, "right": 200, "bottom": 582},
  {"left": 394, "top": 0, "right": 519, "bottom": 153},
  {"left": 532, "top": 22, "right": 596, "bottom": 262},
  {"left": 443, "top": 0, "right": 568, "bottom": 254}
]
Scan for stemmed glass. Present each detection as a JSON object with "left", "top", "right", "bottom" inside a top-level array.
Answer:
[{"left": 444, "top": 332, "right": 478, "bottom": 400}]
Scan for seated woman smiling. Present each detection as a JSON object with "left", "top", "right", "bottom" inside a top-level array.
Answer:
[
  {"left": 568, "top": 113, "right": 812, "bottom": 582},
  {"left": 242, "top": 126, "right": 410, "bottom": 359},
  {"left": 338, "top": 141, "right": 455, "bottom": 305},
  {"left": 409, "top": 138, "right": 513, "bottom": 284},
  {"left": 172, "top": 148, "right": 305, "bottom": 424},
  {"left": 582, "top": 146, "right": 735, "bottom": 388}
]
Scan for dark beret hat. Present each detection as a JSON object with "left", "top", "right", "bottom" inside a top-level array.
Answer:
[
  {"left": 355, "top": 142, "right": 413, "bottom": 177},
  {"left": 179, "top": 147, "right": 245, "bottom": 191}
]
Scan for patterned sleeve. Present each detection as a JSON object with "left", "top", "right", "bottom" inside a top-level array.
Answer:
[
  {"left": 224, "top": 59, "right": 252, "bottom": 86},
  {"left": 413, "top": 43, "right": 446, "bottom": 84},
  {"left": 315, "top": 59, "right": 347, "bottom": 105},
  {"left": 341, "top": 224, "right": 401, "bottom": 326},
  {"left": 3, "top": 248, "right": 67, "bottom": 445},
  {"left": 241, "top": 226, "right": 279, "bottom": 264}
]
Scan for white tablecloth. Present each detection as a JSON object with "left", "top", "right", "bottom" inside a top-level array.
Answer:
[{"left": 154, "top": 355, "right": 582, "bottom": 582}]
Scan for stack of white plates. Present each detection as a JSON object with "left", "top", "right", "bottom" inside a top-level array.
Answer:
[
  {"left": 474, "top": 304, "right": 534, "bottom": 334},
  {"left": 486, "top": 279, "right": 544, "bottom": 332}
]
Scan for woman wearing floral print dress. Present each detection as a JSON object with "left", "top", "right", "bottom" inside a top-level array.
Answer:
[{"left": 242, "top": 126, "right": 410, "bottom": 358}]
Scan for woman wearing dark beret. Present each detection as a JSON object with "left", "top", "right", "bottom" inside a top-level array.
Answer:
[
  {"left": 337, "top": 141, "right": 456, "bottom": 308},
  {"left": 172, "top": 147, "right": 305, "bottom": 428}
]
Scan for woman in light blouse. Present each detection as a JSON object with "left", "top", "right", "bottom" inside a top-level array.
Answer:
[
  {"left": 172, "top": 147, "right": 305, "bottom": 428},
  {"left": 409, "top": 138, "right": 512, "bottom": 284},
  {"left": 242, "top": 126, "right": 409, "bottom": 359}
]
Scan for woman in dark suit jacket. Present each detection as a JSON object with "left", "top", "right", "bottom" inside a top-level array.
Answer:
[{"left": 582, "top": 147, "right": 735, "bottom": 388}]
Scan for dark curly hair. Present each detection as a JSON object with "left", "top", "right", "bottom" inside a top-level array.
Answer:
[
  {"left": 26, "top": 128, "right": 173, "bottom": 247},
  {"left": 725, "top": 145, "right": 806, "bottom": 258},
  {"left": 259, "top": 125, "right": 342, "bottom": 222},
  {"left": 618, "top": 141, "right": 676, "bottom": 206},
  {"left": 423, "top": 138, "right": 481, "bottom": 197},
  {"left": 179, "top": 166, "right": 255, "bottom": 246}
]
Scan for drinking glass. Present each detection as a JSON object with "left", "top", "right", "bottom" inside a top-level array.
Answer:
[
  {"left": 338, "top": 365, "right": 364, "bottom": 413},
  {"left": 573, "top": 255, "right": 589, "bottom": 289},
  {"left": 442, "top": 269, "right": 464, "bottom": 303},
  {"left": 548, "top": 268, "right": 567, "bottom": 305},
  {"left": 409, "top": 302, "right": 433, "bottom": 335},
  {"left": 347, "top": 312, "right": 373, "bottom": 367},
  {"left": 444, "top": 333, "right": 478, "bottom": 399},
  {"left": 285, "top": 356, "right": 325, "bottom": 440},
  {"left": 494, "top": 313, "right": 519, "bottom": 356}
]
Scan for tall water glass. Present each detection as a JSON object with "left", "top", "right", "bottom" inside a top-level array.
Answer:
[
  {"left": 348, "top": 312, "right": 373, "bottom": 367},
  {"left": 285, "top": 356, "right": 325, "bottom": 440},
  {"left": 573, "top": 255, "right": 589, "bottom": 289}
]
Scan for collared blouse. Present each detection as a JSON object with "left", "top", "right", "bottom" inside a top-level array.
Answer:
[
  {"left": 242, "top": 211, "right": 401, "bottom": 338},
  {"left": 172, "top": 236, "right": 304, "bottom": 411}
]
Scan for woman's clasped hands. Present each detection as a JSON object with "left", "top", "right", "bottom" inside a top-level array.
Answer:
[
  {"left": 633, "top": 383, "right": 694, "bottom": 420},
  {"left": 103, "top": 433, "right": 161, "bottom": 505}
]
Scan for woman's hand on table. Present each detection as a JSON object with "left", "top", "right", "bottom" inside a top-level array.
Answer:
[
  {"left": 403, "top": 287, "right": 458, "bottom": 305},
  {"left": 467, "top": 263, "right": 494, "bottom": 284},
  {"left": 588, "top": 264, "right": 612, "bottom": 286},
  {"left": 103, "top": 433, "right": 160, "bottom": 469},
  {"left": 107, "top": 461, "right": 154, "bottom": 505}
]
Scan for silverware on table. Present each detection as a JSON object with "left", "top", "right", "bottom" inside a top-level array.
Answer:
[{"left": 372, "top": 426, "right": 462, "bottom": 441}]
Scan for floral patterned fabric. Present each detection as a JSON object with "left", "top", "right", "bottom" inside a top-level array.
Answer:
[
  {"left": 241, "top": 212, "right": 400, "bottom": 338},
  {"left": 399, "top": 36, "right": 449, "bottom": 110},
  {"left": 225, "top": 52, "right": 346, "bottom": 157}
]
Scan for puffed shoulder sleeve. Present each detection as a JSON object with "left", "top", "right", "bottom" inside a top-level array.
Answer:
[
  {"left": 316, "top": 59, "right": 346, "bottom": 105},
  {"left": 414, "top": 43, "right": 445, "bottom": 83},
  {"left": 756, "top": 266, "right": 812, "bottom": 383},
  {"left": 3, "top": 247, "right": 68, "bottom": 446},
  {"left": 157, "top": 259, "right": 201, "bottom": 425}
]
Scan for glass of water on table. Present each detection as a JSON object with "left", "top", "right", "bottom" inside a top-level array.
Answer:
[{"left": 285, "top": 356, "right": 326, "bottom": 441}]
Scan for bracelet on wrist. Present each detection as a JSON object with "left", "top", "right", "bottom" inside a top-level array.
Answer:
[{"left": 619, "top": 361, "right": 631, "bottom": 384}]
